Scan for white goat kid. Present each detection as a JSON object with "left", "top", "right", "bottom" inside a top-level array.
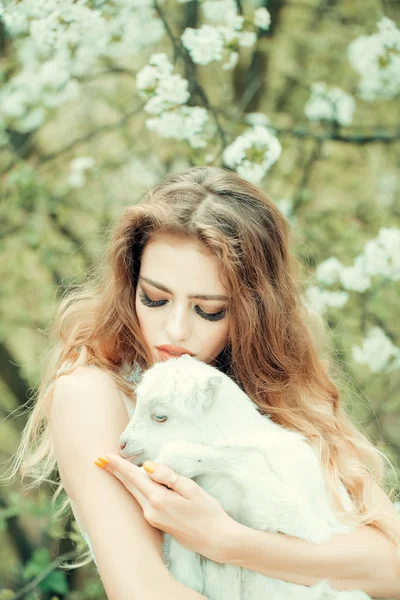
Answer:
[{"left": 119, "top": 354, "right": 370, "bottom": 600}]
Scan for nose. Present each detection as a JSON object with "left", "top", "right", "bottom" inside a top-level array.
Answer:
[
  {"left": 119, "top": 434, "right": 144, "bottom": 458},
  {"left": 119, "top": 432, "right": 129, "bottom": 452},
  {"left": 166, "top": 304, "right": 191, "bottom": 344}
]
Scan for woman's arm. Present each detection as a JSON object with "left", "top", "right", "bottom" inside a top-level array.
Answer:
[
  {"left": 220, "top": 520, "right": 400, "bottom": 598},
  {"left": 214, "top": 430, "right": 400, "bottom": 600},
  {"left": 51, "top": 367, "right": 206, "bottom": 600}
]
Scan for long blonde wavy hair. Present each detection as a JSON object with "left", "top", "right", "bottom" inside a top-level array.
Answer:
[{"left": 4, "top": 165, "right": 400, "bottom": 571}]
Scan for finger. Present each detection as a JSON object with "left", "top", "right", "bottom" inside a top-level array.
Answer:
[
  {"left": 95, "top": 454, "right": 151, "bottom": 508},
  {"left": 143, "top": 461, "right": 198, "bottom": 500}
]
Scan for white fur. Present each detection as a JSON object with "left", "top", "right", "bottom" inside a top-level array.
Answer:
[{"left": 120, "top": 355, "right": 370, "bottom": 600}]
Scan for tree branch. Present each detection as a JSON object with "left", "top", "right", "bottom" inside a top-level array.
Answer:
[
  {"left": 153, "top": 0, "right": 228, "bottom": 149},
  {"left": 10, "top": 549, "right": 78, "bottom": 600}
]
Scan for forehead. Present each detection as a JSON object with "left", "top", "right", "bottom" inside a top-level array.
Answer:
[{"left": 140, "top": 235, "right": 228, "bottom": 294}]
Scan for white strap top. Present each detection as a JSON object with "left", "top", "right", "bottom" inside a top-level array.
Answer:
[{"left": 119, "top": 361, "right": 143, "bottom": 418}]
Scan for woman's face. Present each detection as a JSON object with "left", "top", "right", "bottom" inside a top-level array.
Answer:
[{"left": 135, "top": 234, "right": 231, "bottom": 367}]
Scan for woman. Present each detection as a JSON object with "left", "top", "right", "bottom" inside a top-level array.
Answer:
[{"left": 6, "top": 166, "right": 400, "bottom": 599}]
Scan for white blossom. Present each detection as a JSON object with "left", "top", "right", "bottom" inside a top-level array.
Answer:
[
  {"left": 202, "top": 0, "right": 238, "bottom": 24},
  {"left": 181, "top": 18, "right": 257, "bottom": 69},
  {"left": 118, "top": 156, "right": 164, "bottom": 188},
  {"left": 218, "top": 26, "right": 257, "bottom": 67},
  {"left": 304, "top": 286, "right": 349, "bottom": 315},
  {"left": 227, "top": 15, "right": 245, "bottom": 30},
  {"left": 136, "top": 65, "right": 161, "bottom": 94},
  {"left": 0, "top": 0, "right": 165, "bottom": 131},
  {"left": 146, "top": 106, "right": 209, "bottom": 149},
  {"left": 236, "top": 30, "right": 257, "bottom": 48},
  {"left": 316, "top": 227, "right": 400, "bottom": 297},
  {"left": 276, "top": 198, "right": 296, "bottom": 226},
  {"left": 347, "top": 17, "right": 400, "bottom": 101},
  {"left": 0, "top": 48, "right": 81, "bottom": 131},
  {"left": 104, "top": 3, "right": 164, "bottom": 59},
  {"left": 144, "top": 75, "right": 190, "bottom": 114},
  {"left": 245, "top": 112, "right": 272, "bottom": 128},
  {"left": 352, "top": 327, "right": 400, "bottom": 373},
  {"left": 339, "top": 255, "right": 371, "bottom": 292},
  {"left": 363, "top": 239, "right": 393, "bottom": 278},
  {"left": 17, "top": 107, "right": 46, "bottom": 132},
  {"left": 253, "top": 7, "right": 271, "bottom": 30},
  {"left": 223, "top": 125, "right": 282, "bottom": 183},
  {"left": 360, "top": 227, "right": 400, "bottom": 281},
  {"left": 276, "top": 198, "right": 293, "bottom": 218},
  {"left": 305, "top": 82, "right": 355, "bottom": 126},
  {"left": 316, "top": 257, "right": 344, "bottom": 286},
  {"left": 181, "top": 25, "right": 225, "bottom": 65},
  {"left": 136, "top": 53, "right": 190, "bottom": 114},
  {"left": 136, "top": 53, "right": 209, "bottom": 148},
  {"left": 373, "top": 227, "right": 400, "bottom": 280},
  {"left": 68, "top": 156, "right": 96, "bottom": 188}
]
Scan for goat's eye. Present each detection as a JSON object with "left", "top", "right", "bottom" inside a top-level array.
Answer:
[{"left": 151, "top": 414, "right": 168, "bottom": 423}]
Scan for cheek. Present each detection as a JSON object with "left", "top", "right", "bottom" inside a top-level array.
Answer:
[
  {"left": 135, "top": 300, "right": 155, "bottom": 334},
  {"left": 200, "top": 321, "right": 230, "bottom": 351},
  {"left": 213, "top": 319, "right": 230, "bottom": 344}
]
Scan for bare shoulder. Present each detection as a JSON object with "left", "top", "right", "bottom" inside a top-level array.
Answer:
[
  {"left": 52, "top": 364, "right": 127, "bottom": 415},
  {"left": 50, "top": 364, "right": 129, "bottom": 499},
  {"left": 54, "top": 364, "right": 117, "bottom": 393}
]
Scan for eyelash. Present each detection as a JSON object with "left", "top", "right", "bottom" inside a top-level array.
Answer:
[{"left": 138, "top": 291, "right": 227, "bottom": 322}]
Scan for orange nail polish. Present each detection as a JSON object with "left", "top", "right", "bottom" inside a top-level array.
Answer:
[
  {"left": 94, "top": 460, "right": 105, "bottom": 468},
  {"left": 98, "top": 455, "right": 109, "bottom": 464},
  {"left": 143, "top": 461, "right": 157, "bottom": 473}
]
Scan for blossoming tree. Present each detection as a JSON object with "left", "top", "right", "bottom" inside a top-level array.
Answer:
[{"left": 0, "top": 0, "right": 399, "bottom": 597}]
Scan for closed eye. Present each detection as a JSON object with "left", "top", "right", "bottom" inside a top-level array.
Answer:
[
  {"left": 138, "top": 290, "right": 227, "bottom": 322},
  {"left": 151, "top": 414, "right": 168, "bottom": 423}
]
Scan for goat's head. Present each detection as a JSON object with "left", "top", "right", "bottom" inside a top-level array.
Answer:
[{"left": 119, "top": 355, "right": 224, "bottom": 464}]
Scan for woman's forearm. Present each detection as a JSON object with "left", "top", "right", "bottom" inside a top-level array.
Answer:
[
  {"left": 327, "top": 577, "right": 400, "bottom": 599},
  {"left": 156, "top": 523, "right": 400, "bottom": 599},
  {"left": 219, "top": 520, "right": 400, "bottom": 596}
]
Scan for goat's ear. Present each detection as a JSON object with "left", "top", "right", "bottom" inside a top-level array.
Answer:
[
  {"left": 191, "top": 374, "right": 222, "bottom": 412},
  {"left": 201, "top": 374, "right": 222, "bottom": 407}
]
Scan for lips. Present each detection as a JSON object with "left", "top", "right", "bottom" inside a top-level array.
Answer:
[
  {"left": 157, "top": 345, "right": 194, "bottom": 355},
  {"left": 156, "top": 345, "right": 195, "bottom": 362},
  {"left": 157, "top": 348, "right": 188, "bottom": 361}
]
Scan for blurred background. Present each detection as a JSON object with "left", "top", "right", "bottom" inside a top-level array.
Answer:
[{"left": 1, "top": 0, "right": 399, "bottom": 598}]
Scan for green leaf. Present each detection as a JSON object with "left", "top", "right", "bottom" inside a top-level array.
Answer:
[
  {"left": 22, "top": 548, "right": 52, "bottom": 580},
  {"left": 39, "top": 571, "right": 68, "bottom": 595}
]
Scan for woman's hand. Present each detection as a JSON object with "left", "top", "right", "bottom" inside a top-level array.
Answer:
[{"left": 94, "top": 453, "right": 234, "bottom": 564}]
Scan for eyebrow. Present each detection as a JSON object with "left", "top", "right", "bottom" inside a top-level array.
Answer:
[{"left": 139, "top": 276, "right": 229, "bottom": 301}]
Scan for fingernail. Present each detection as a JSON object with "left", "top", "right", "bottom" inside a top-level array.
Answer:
[
  {"left": 143, "top": 461, "right": 158, "bottom": 473},
  {"left": 94, "top": 456, "right": 109, "bottom": 468}
]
